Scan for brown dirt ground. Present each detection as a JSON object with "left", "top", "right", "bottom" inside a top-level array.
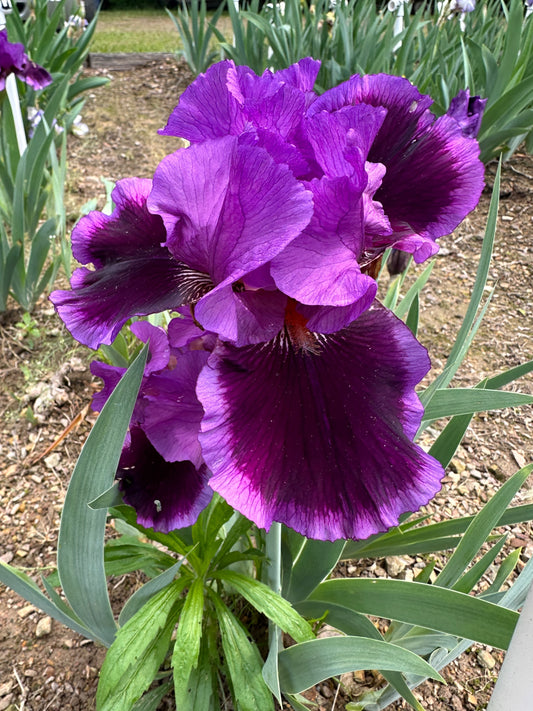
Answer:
[{"left": 0, "top": 59, "right": 532, "bottom": 711}]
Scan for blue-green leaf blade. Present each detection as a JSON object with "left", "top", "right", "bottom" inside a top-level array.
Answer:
[
  {"left": 278, "top": 636, "right": 443, "bottom": 694},
  {"left": 57, "top": 344, "right": 148, "bottom": 646}
]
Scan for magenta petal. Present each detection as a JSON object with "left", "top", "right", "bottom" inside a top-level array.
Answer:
[
  {"left": 130, "top": 322, "right": 171, "bottom": 375},
  {"left": 50, "top": 178, "right": 187, "bottom": 349},
  {"left": 306, "top": 104, "right": 387, "bottom": 179},
  {"left": 446, "top": 89, "right": 487, "bottom": 139},
  {"left": 148, "top": 137, "right": 313, "bottom": 286},
  {"left": 90, "top": 360, "right": 125, "bottom": 413},
  {"left": 276, "top": 58, "right": 321, "bottom": 94},
  {"left": 195, "top": 285, "right": 287, "bottom": 346},
  {"left": 117, "top": 427, "right": 212, "bottom": 532},
  {"left": 142, "top": 349, "right": 209, "bottom": 467},
  {"left": 197, "top": 305, "right": 444, "bottom": 541},
  {"left": 159, "top": 60, "right": 246, "bottom": 141},
  {"left": 271, "top": 177, "right": 376, "bottom": 308},
  {"left": 311, "top": 73, "right": 435, "bottom": 162}
]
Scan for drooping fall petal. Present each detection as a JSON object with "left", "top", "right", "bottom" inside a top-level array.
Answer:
[{"left": 197, "top": 305, "right": 444, "bottom": 541}]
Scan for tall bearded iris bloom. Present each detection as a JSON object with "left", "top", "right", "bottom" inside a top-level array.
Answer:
[
  {"left": 0, "top": 29, "right": 52, "bottom": 91},
  {"left": 51, "top": 59, "right": 487, "bottom": 540}
]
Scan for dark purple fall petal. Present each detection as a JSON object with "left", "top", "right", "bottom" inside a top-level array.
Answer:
[
  {"left": 311, "top": 74, "right": 484, "bottom": 260},
  {"left": 50, "top": 257, "right": 188, "bottom": 350},
  {"left": 50, "top": 179, "right": 190, "bottom": 349},
  {"left": 197, "top": 305, "right": 444, "bottom": 541},
  {"left": 117, "top": 427, "right": 212, "bottom": 533}
]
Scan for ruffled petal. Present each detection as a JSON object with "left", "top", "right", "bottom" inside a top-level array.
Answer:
[
  {"left": 50, "top": 178, "right": 188, "bottom": 349},
  {"left": 117, "top": 427, "right": 212, "bottom": 532},
  {"left": 270, "top": 176, "right": 376, "bottom": 308},
  {"left": 149, "top": 137, "right": 312, "bottom": 286},
  {"left": 197, "top": 305, "right": 443, "bottom": 541},
  {"left": 305, "top": 104, "right": 387, "bottom": 179},
  {"left": 142, "top": 349, "right": 209, "bottom": 467},
  {"left": 159, "top": 60, "right": 246, "bottom": 141}
]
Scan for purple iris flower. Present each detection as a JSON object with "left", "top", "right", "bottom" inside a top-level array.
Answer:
[
  {"left": 51, "top": 60, "right": 491, "bottom": 541},
  {"left": 91, "top": 320, "right": 213, "bottom": 532},
  {"left": 446, "top": 89, "right": 487, "bottom": 139},
  {"left": 0, "top": 29, "right": 52, "bottom": 91}
]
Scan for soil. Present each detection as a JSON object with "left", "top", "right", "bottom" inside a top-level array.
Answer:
[{"left": 0, "top": 57, "right": 532, "bottom": 711}]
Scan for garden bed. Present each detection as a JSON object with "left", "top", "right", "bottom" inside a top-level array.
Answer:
[{"left": 0, "top": 58, "right": 532, "bottom": 711}]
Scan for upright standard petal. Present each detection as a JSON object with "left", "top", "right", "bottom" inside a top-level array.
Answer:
[
  {"left": 50, "top": 178, "right": 191, "bottom": 349},
  {"left": 117, "top": 427, "right": 212, "bottom": 532},
  {"left": 159, "top": 60, "right": 247, "bottom": 141},
  {"left": 148, "top": 136, "right": 313, "bottom": 343},
  {"left": 270, "top": 176, "right": 377, "bottom": 314},
  {"left": 197, "top": 305, "right": 444, "bottom": 541}
]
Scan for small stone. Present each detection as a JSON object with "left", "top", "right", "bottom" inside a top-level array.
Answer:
[
  {"left": 62, "top": 638, "right": 75, "bottom": 649},
  {"left": 0, "top": 681, "right": 13, "bottom": 696},
  {"left": 512, "top": 450, "right": 526, "bottom": 469},
  {"left": 487, "top": 465, "right": 506, "bottom": 482},
  {"left": 17, "top": 605, "right": 35, "bottom": 619},
  {"left": 36, "top": 616, "right": 53, "bottom": 638},
  {"left": 449, "top": 458, "right": 466, "bottom": 474},
  {"left": 23, "top": 669, "right": 37, "bottom": 678},
  {"left": 320, "top": 684, "right": 333, "bottom": 698},
  {"left": 0, "top": 552, "right": 13, "bottom": 564},
  {"left": 477, "top": 649, "right": 496, "bottom": 669},
  {"left": 467, "top": 693, "right": 478, "bottom": 706},
  {"left": 385, "top": 556, "right": 407, "bottom": 578},
  {"left": 44, "top": 453, "right": 61, "bottom": 469},
  {"left": 353, "top": 670, "right": 366, "bottom": 683},
  {"left": 0, "top": 696, "right": 14, "bottom": 711}
]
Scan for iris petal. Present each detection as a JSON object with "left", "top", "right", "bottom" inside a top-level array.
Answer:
[
  {"left": 117, "top": 427, "right": 212, "bottom": 532},
  {"left": 50, "top": 178, "right": 187, "bottom": 349},
  {"left": 197, "top": 305, "right": 444, "bottom": 541},
  {"left": 311, "top": 74, "right": 484, "bottom": 259}
]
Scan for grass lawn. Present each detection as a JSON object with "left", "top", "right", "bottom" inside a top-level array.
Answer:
[
  {"left": 91, "top": 9, "right": 181, "bottom": 52},
  {"left": 91, "top": 8, "right": 232, "bottom": 54}
]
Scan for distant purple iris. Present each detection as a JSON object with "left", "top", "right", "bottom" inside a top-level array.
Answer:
[
  {"left": 52, "top": 59, "right": 487, "bottom": 540},
  {"left": 446, "top": 89, "right": 487, "bottom": 139},
  {"left": 0, "top": 29, "right": 52, "bottom": 91}
]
